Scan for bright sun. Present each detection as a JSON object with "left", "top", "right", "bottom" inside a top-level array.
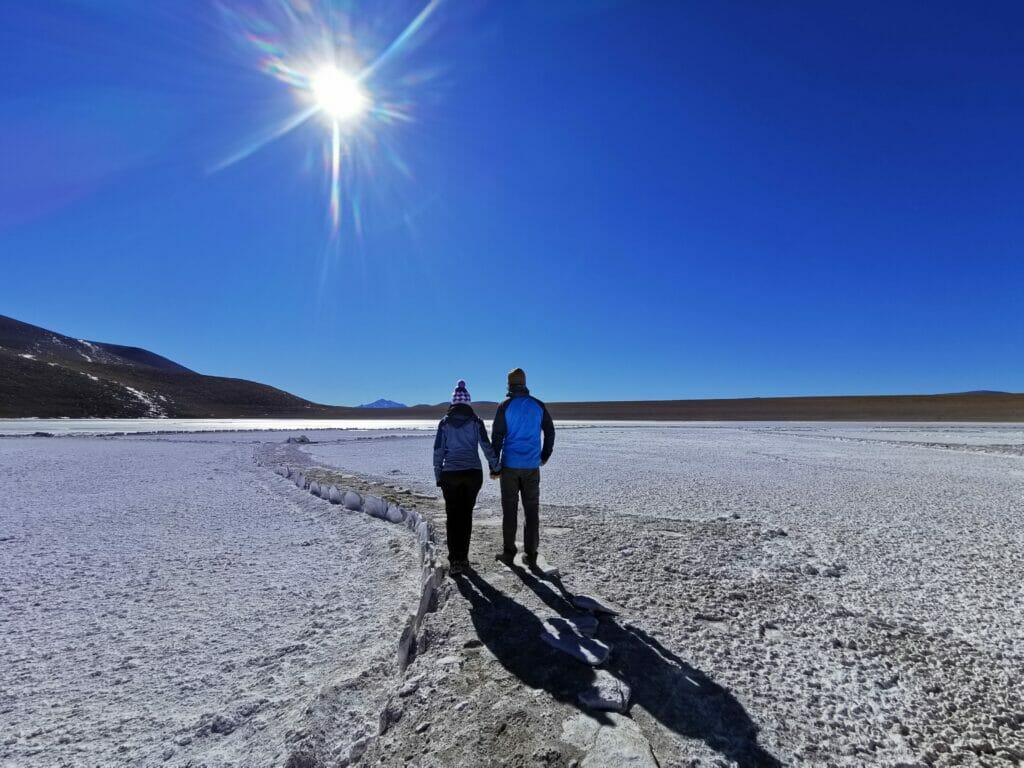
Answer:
[{"left": 310, "top": 65, "right": 368, "bottom": 122}]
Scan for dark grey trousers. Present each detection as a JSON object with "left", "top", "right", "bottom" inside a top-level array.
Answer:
[{"left": 500, "top": 468, "right": 541, "bottom": 556}]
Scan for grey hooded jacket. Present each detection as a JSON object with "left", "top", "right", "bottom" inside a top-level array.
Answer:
[{"left": 433, "top": 403, "right": 501, "bottom": 482}]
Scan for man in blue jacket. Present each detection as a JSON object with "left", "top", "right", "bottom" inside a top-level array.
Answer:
[{"left": 491, "top": 367, "right": 555, "bottom": 567}]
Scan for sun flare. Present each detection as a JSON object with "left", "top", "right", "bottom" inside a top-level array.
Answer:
[
  {"left": 218, "top": 0, "right": 442, "bottom": 236},
  {"left": 310, "top": 65, "right": 368, "bottom": 123}
]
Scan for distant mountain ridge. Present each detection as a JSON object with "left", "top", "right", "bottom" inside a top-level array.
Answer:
[
  {"left": 2, "top": 314, "right": 1021, "bottom": 421},
  {"left": 0, "top": 314, "right": 360, "bottom": 419},
  {"left": 358, "top": 399, "right": 407, "bottom": 409}
]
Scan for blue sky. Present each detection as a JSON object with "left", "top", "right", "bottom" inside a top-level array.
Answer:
[{"left": 1, "top": 1, "right": 1021, "bottom": 406}]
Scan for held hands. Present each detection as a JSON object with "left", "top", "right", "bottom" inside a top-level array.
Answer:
[{"left": 489, "top": 468, "right": 501, "bottom": 480}]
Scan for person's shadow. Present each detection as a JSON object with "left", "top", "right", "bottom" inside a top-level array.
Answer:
[
  {"left": 458, "top": 565, "right": 781, "bottom": 768},
  {"left": 453, "top": 569, "right": 610, "bottom": 723}
]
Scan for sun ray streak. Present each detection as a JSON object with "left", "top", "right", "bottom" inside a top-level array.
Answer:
[
  {"left": 217, "top": 0, "right": 446, "bottom": 241},
  {"left": 329, "top": 120, "right": 342, "bottom": 234},
  {"left": 359, "top": 0, "right": 441, "bottom": 81},
  {"left": 210, "top": 105, "right": 318, "bottom": 173},
  {"left": 372, "top": 106, "right": 416, "bottom": 123}
]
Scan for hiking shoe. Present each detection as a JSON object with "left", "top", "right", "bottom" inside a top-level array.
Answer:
[
  {"left": 495, "top": 550, "right": 516, "bottom": 566},
  {"left": 449, "top": 560, "right": 466, "bottom": 576},
  {"left": 524, "top": 553, "right": 538, "bottom": 569}
]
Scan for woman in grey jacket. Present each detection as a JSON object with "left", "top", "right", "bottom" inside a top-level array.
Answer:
[{"left": 433, "top": 380, "right": 501, "bottom": 574}]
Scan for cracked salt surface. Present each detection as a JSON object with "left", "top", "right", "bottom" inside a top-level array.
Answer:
[
  {"left": 308, "top": 422, "right": 1024, "bottom": 766},
  {"left": 0, "top": 435, "right": 421, "bottom": 767},
  {"left": 2, "top": 423, "right": 1023, "bottom": 766}
]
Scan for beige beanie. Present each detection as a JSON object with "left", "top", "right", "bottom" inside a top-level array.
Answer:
[{"left": 507, "top": 367, "right": 526, "bottom": 388}]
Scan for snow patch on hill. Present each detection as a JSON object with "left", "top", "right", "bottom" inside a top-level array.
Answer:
[{"left": 124, "top": 386, "right": 166, "bottom": 417}]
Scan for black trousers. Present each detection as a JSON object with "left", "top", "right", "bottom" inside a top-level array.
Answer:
[
  {"left": 439, "top": 468, "right": 483, "bottom": 562},
  {"left": 500, "top": 467, "right": 541, "bottom": 556}
]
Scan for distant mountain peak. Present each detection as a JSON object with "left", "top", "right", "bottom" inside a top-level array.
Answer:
[{"left": 358, "top": 398, "right": 407, "bottom": 409}]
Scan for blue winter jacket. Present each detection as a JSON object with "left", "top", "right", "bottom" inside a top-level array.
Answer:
[
  {"left": 491, "top": 385, "right": 555, "bottom": 469},
  {"left": 433, "top": 403, "right": 501, "bottom": 482}
]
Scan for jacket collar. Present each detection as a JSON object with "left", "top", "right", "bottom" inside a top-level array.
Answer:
[{"left": 446, "top": 402, "right": 476, "bottom": 422}]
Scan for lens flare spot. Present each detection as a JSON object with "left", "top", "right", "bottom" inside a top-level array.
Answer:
[{"left": 310, "top": 66, "right": 368, "bottom": 122}]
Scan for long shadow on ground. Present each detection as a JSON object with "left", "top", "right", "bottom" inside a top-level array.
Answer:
[
  {"left": 505, "top": 565, "right": 782, "bottom": 768},
  {"left": 453, "top": 569, "right": 608, "bottom": 723}
]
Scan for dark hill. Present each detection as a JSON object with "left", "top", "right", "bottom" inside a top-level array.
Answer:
[
  {"left": 328, "top": 393, "right": 1024, "bottom": 422},
  {"left": 1, "top": 314, "right": 1021, "bottom": 421},
  {"left": 91, "top": 342, "right": 194, "bottom": 373},
  {"left": 0, "top": 314, "right": 360, "bottom": 418}
]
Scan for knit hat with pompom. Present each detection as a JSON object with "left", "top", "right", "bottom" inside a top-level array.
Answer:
[{"left": 451, "top": 379, "right": 471, "bottom": 404}]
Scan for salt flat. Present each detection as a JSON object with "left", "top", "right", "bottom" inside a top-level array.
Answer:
[
  {"left": 304, "top": 422, "right": 1024, "bottom": 766},
  {"left": 2, "top": 423, "right": 1022, "bottom": 766},
  {"left": 300, "top": 422, "right": 1024, "bottom": 646},
  {"left": 0, "top": 435, "right": 420, "bottom": 767}
]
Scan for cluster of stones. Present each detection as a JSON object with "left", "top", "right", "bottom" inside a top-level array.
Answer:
[
  {"left": 508, "top": 569, "right": 664, "bottom": 764},
  {"left": 517, "top": 556, "right": 633, "bottom": 714},
  {"left": 518, "top": 566, "right": 660, "bottom": 764},
  {"left": 271, "top": 464, "right": 442, "bottom": 670},
  {"left": 544, "top": 590, "right": 631, "bottom": 712}
]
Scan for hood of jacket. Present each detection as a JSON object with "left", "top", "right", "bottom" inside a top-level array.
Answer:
[{"left": 444, "top": 402, "right": 477, "bottom": 426}]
